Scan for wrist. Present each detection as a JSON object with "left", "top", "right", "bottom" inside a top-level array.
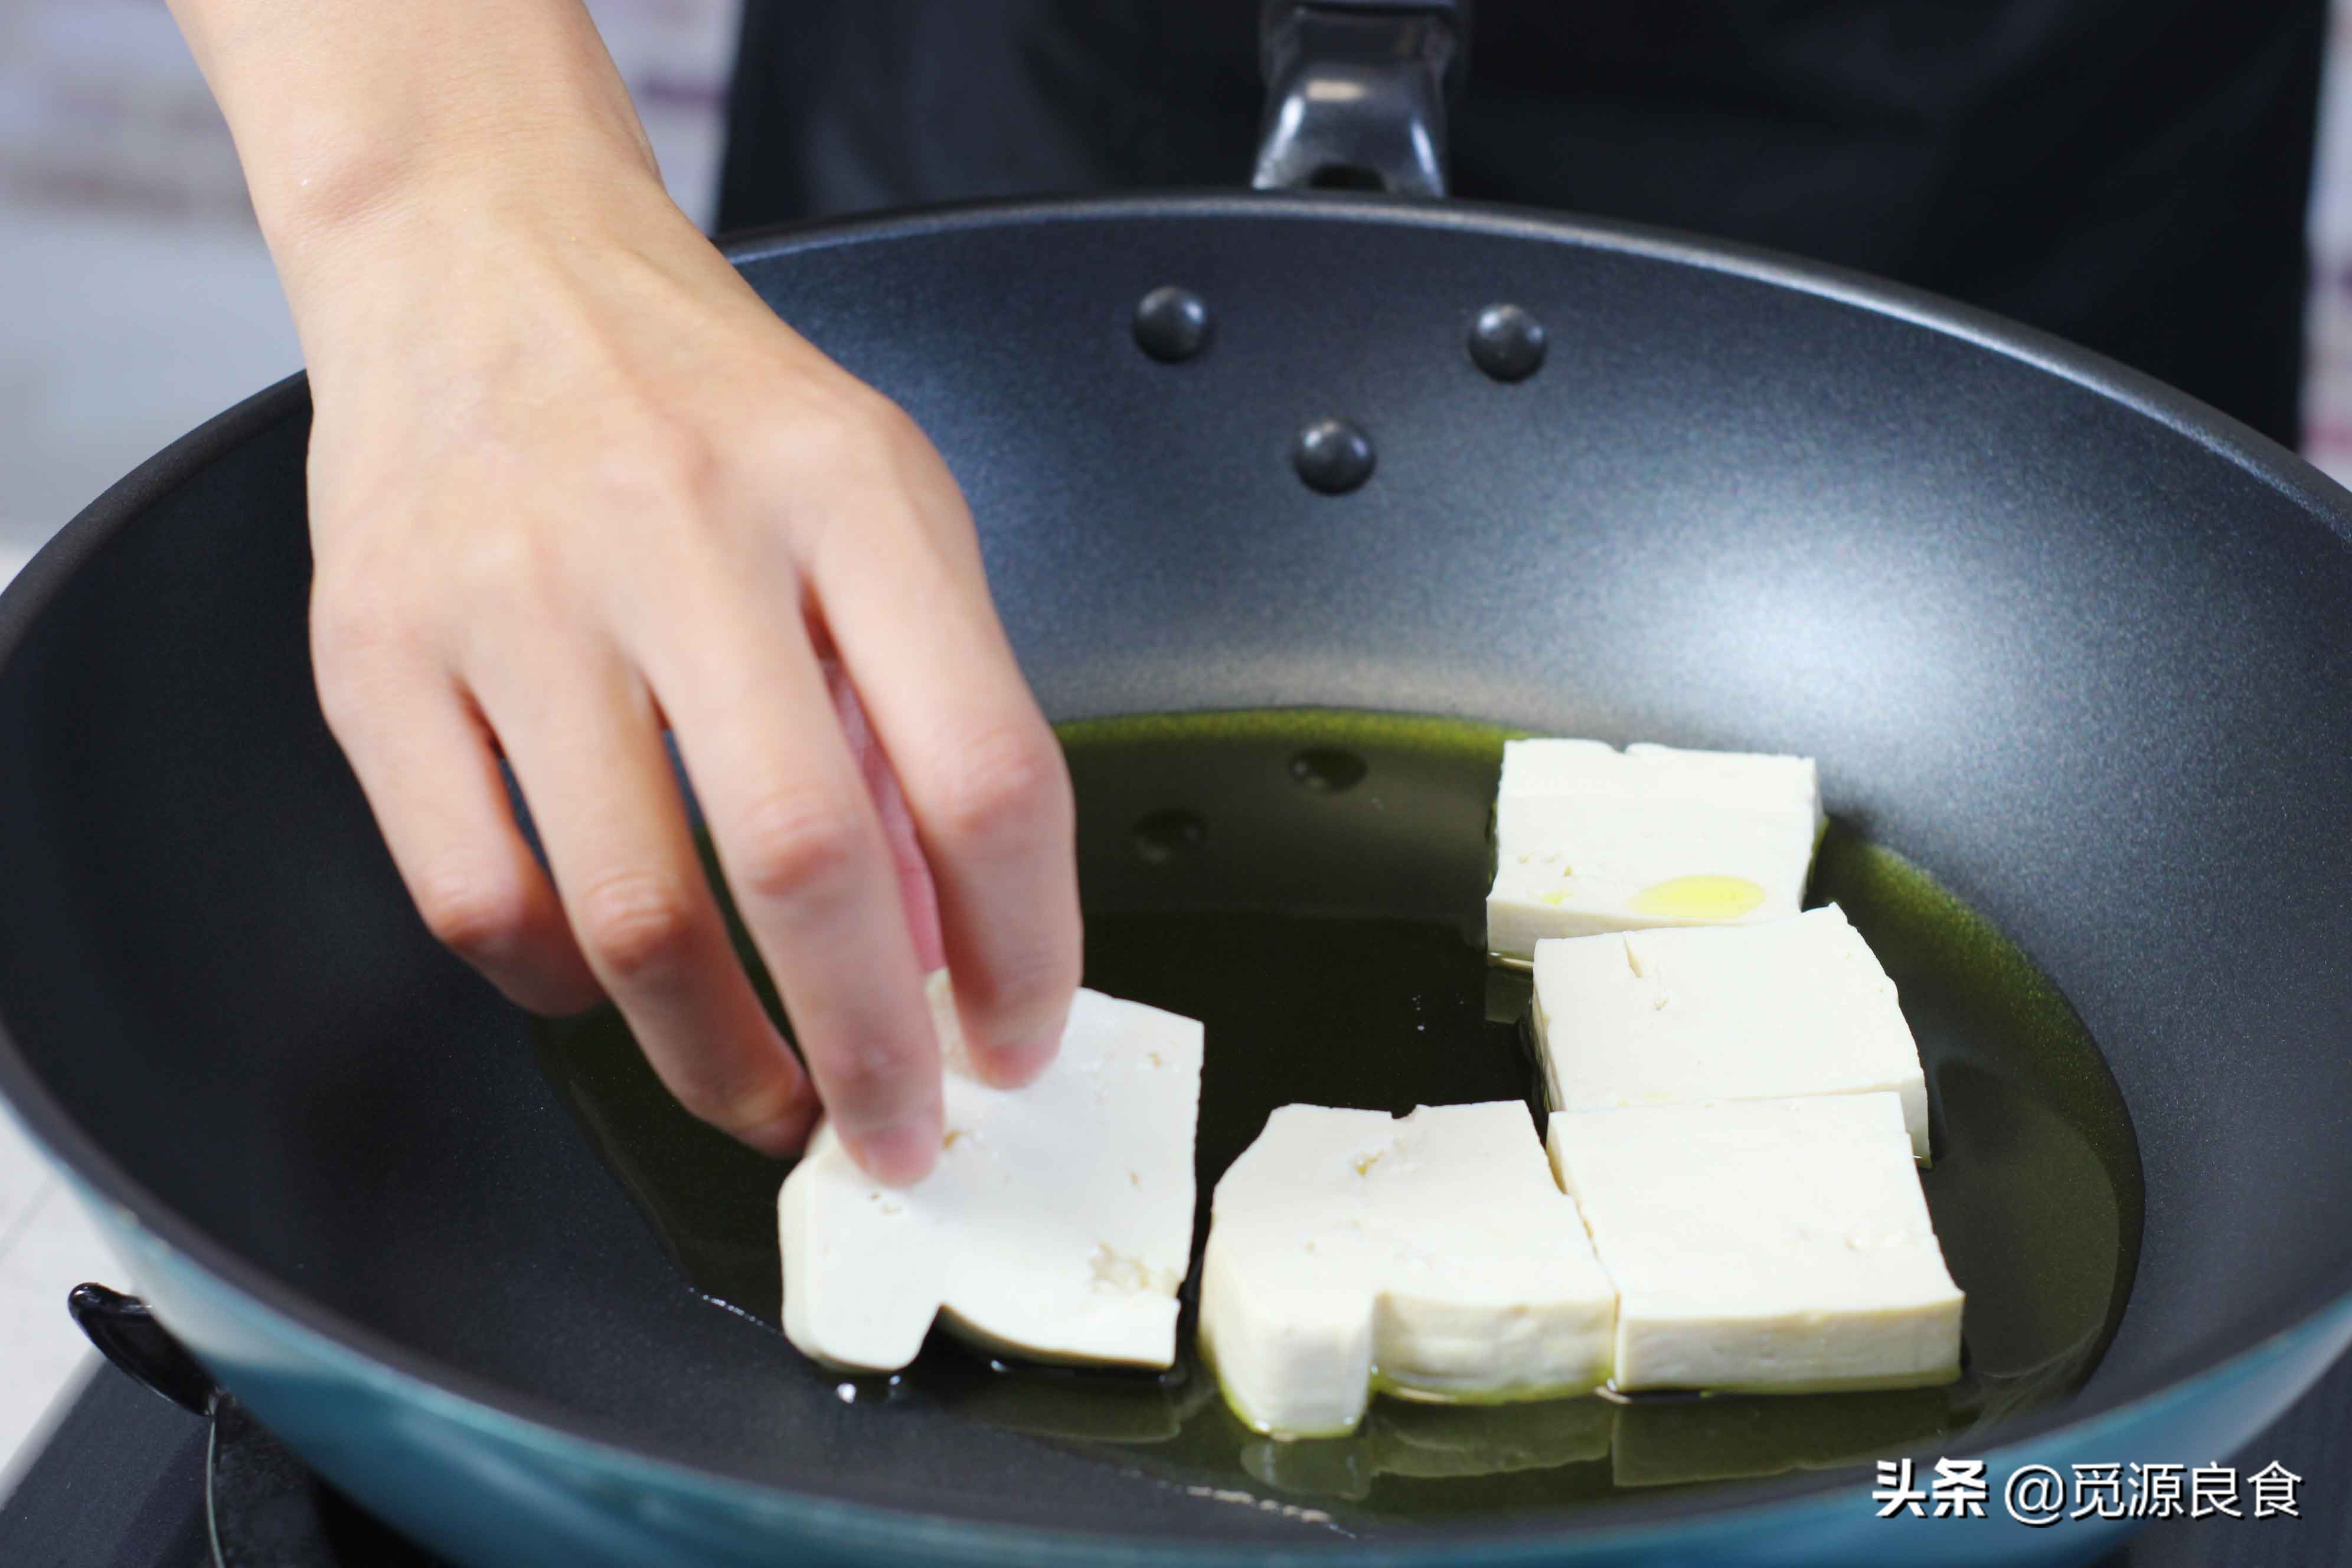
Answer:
[
  {"left": 262, "top": 115, "right": 667, "bottom": 271},
  {"left": 175, "top": 1, "right": 671, "bottom": 300},
  {"left": 270, "top": 139, "right": 694, "bottom": 368}
]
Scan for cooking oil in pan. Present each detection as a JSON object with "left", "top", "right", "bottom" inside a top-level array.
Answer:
[{"left": 533, "top": 710, "right": 2143, "bottom": 1514}]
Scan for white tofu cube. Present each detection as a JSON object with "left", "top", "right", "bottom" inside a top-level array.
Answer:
[
  {"left": 1531, "top": 903, "right": 1930, "bottom": 1162},
  {"left": 779, "top": 974, "right": 1203, "bottom": 1374},
  {"left": 1487, "top": 739, "right": 1825, "bottom": 961},
  {"left": 1198, "top": 1101, "right": 1618, "bottom": 1440},
  {"left": 1547, "top": 1094, "right": 1962, "bottom": 1394}
]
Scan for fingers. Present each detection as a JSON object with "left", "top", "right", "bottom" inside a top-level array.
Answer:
[
  {"left": 312, "top": 630, "right": 603, "bottom": 1016},
  {"left": 643, "top": 599, "right": 945, "bottom": 1185},
  {"left": 811, "top": 442, "right": 1082, "bottom": 1090},
  {"left": 477, "top": 642, "right": 818, "bottom": 1159},
  {"left": 825, "top": 659, "right": 945, "bottom": 974}
]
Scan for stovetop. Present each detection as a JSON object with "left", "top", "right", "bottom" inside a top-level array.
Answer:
[{"left": 6, "top": 1353, "right": 2350, "bottom": 1566}]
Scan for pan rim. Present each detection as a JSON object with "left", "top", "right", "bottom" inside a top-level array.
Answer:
[{"left": 2, "top": 189, "right": 2350, "bottom": 1554}]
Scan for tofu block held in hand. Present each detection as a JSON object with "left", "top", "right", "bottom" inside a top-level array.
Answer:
[
  {"left": 1548, "top": 1095, "right": 1962, "bottom": 1394},
  {"left": 779, "top": 974, "right": 1203, "bottom": 1374},
  {"left": 1487, "top": 739, "right": 1824, "bottom": 961},
  {"left": 1533, "top": 904, "right": 1932, "bottom": 1162},
  {"left": 1199, "top": 1102, "right": 1618, "bottom": 1440}
]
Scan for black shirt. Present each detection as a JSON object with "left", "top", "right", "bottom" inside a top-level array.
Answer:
[{"left": 718, "top": 1, "right": 2322, "bottom": 446}]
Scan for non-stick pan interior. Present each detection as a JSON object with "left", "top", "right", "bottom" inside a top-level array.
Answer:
[{"left": 2, "top": 198, "right": 2351, "bottom": 1544}]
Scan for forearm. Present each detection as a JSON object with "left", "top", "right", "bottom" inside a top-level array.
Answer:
[{"left": 167, "top": 0, "right": 667, "bottom": 316}]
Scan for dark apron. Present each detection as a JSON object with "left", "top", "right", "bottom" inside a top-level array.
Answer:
[{"left": 717, "top": 0, "right": 2322, "bottom": 447}]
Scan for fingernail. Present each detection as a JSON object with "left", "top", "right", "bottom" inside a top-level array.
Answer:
[
  {"left": 976, "top": 1035, "right": 1059, "bottom": 1090},
  {"left": 854, "top": 1112, "right": 943, "bottom": 1187},
  {"left": 740, "top": 1105, "right": 815, "bottom": 1160}
]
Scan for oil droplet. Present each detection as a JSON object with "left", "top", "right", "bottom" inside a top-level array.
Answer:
[
  {"left": 1288, "top": 747, "right": 1368, "bottom": 793},
  {"left": 1630, "top": 875, "right": 1767, "bottom": 919},
  {"left": 1131, "top": 809, "right": 1207, "bottom": 865}
]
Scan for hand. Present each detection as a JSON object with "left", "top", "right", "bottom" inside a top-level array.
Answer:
[{"left": 296, "top": 168, "right": 1080, "bottom": 1185}]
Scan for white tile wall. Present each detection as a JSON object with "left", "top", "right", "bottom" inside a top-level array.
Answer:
[{"left": 4, "top": 0, "right": 2352, "bottom": 1488}]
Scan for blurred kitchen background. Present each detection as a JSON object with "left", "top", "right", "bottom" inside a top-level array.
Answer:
[
  {"left": 5, "top": 0, "right": 2352, "bottom": 1482},
  {"left": 0, "top": 0, "right": 737, "bottom": 1481}
]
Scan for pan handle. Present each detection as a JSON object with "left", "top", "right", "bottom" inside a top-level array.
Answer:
[
  {"left": 1252, "top": 0, "right": 1472, "bottom": 197},
  {"left": 67, "top": 1281, "right": 221, "bottom": 1417}
]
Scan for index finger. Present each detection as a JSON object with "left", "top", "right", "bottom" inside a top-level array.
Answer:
[
  {"left": 475, "top": 642, "right": 820, "bottom": 1159},
  {"left": 643, "top": 599, "right": 946, "bottom": 1185},
  {"left": 814, "top": 485, "right": 1081, "bottom": 1090}
]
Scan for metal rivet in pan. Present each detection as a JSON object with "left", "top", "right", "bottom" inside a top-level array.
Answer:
[
  {"left": 1292, "top": 419, "right": 1376, "bottom": 495},
  {"left": 1467, "top": 303, "right": 1547, "bottom": 382},
  {"left": 1133, "top": 286, "right": 1212, "bottom": 362}
]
